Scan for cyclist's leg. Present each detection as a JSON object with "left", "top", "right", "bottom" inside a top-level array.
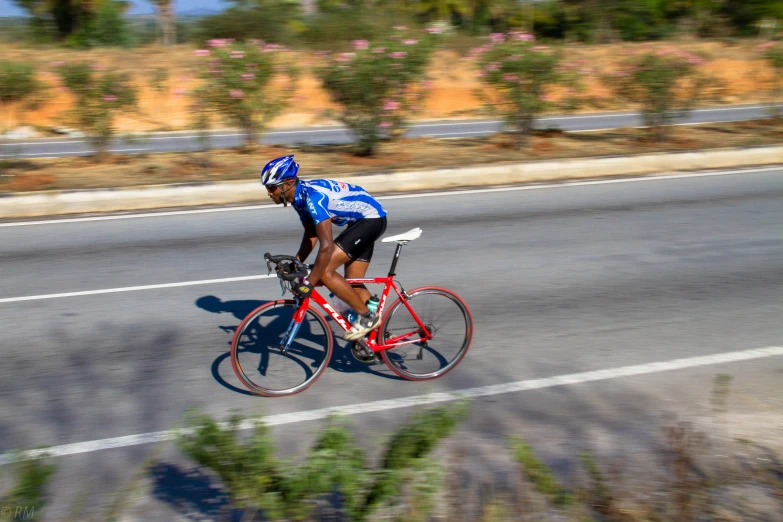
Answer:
[
  {"left": 337, "top": 216, "right": 386, "bottom": 305},
  {"left": 320, "top": 248, "right": 370, "bottom": 315},
  {"left": 345, "top": 258, "right": 371, "bottom": 304}
]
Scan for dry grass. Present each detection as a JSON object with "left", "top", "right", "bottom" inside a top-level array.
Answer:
[
  {"left": 1, "top": 118, "right": 781, "bottom": 193},
  {"left": 0, "top": 40, "right": 778, "bottom": 134}
]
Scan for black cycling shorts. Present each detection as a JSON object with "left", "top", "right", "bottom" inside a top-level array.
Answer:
[{"left": 334, "top": 216, "right": 387, "bottom": 263}]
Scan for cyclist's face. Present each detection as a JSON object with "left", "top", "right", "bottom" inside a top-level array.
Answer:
[{"left": 266, "top": 183, "right": 283, "bottom": 204}]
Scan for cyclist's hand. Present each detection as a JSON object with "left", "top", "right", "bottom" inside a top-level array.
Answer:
[{"left": 293, "top": 280, "right": 314, "bottom": 299}]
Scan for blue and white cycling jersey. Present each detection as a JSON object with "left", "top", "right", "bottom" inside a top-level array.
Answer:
[{"left": 293, "top": 179, "right": 387, "bottom": 226}]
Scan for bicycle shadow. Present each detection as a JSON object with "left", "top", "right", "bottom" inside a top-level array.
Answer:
[{"left": 196, "top": 295, "right": 401, "bottom": 395}]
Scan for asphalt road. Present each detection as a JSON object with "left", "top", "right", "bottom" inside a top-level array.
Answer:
[
  {"left": 1, "top": 168, "right": 782, "bottom": 520},
  {"left": 0, "top": 104, "right": 777, "bottom": 158}
]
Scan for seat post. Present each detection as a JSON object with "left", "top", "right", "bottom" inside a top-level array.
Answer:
[{"left": 388, "top": 243, "right": 404, "bottom": 277}]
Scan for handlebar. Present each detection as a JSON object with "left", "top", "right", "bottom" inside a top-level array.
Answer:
[{"left": 264, "top": 252, "right": 310, "bottom": 281}]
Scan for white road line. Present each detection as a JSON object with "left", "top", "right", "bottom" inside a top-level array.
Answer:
[
  {"left": 3, "top": 345, "right": 781, "bottom": 464},
  {"left": 0, "top": 275, "right": 275, "bottom": 304},
  {"left": 1, "top": 166, "right": 780, "bottom": 228}
]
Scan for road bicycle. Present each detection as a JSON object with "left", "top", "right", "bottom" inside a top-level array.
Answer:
[{"left": 230, "top": 228, "right": 474, "bottom": 397}]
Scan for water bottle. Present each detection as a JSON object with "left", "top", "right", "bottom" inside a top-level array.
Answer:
[
  {"left": 367, "top": 295, "right": 380, "bottom": 315},
  {"left": 330, "top": 293, "right": 357, "bottom": 323}
]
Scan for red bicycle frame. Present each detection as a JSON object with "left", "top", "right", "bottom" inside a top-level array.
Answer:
[{"left": 293, "top": 276, "right": 433, "bottom": 352}]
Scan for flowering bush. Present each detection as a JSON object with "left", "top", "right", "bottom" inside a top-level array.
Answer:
[
  {"left": 473, "top": 31, "right": 585, "bottom": 148},
  {"left": 758, "top": 42, "right": 783, "bottom": 118},
  {"left": 316, "top": 26, "right": 443, "bottom": 156},
  {"left": 604, "top": 48, "right": 708, "bottom": 140},
  {"left": 56, "top": 62, "right": 137, "bottom": 158},
  {"left": 193, "top": 40, "right": 297, "bottom": 148},
  {"left": 0, "top": 61, "right": 44, "bottom": 134}
]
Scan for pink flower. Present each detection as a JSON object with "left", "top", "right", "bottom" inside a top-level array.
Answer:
[
  {"left": 425, "top": 26, "right": 443, "bottom": 34},
  {"left": 241, "top": 73, "right": 255, "bottom": 80},
  {"left": 540, "top": 93, "right": 555, "bottom": 101},
  {"left": 172, "top": 88, "right": 186, "bottom": 97},
  {"left": 372, "top": 47, "right": 386, "bottom": 54},
  {"left": 403, "top": 39, "right": 418, "bottom": 45},
  {"left": 90, "top": 63, "right": 105, "bottom": 71},
  {"left": 353, "top": 39, "right": 369, "bottom": 50},
  {"left": 383, "top": 99, "right": 400, "bottom": 111},
  {"left": 229, "top": 89, "right": 244, "bottom": 99},
  {"left": 208, "top": 39, "right": 226, "bottom": 47},
  {"left": 336, "top": 52, "right": 355, "bottom": 62},
  {"left": 490, "top": 33, "right": 505, "bottom": 44},
  {"left": 531, "top": 46, "right": 549, "bottom": 52},
  {"left": 249, "top": 39, "right": 264, "bottom": 46},
  {"left": 246, "top": 63, "right": 258, "bottom": 69},
  {"left": 390, "top": 52, "right": 408, "bottom": 59},
  {"left": 194, "top": 49, "right": 210, "bottom": 56},
  {"left": 688, "top": 56, "right": 702, "bottom": 65},
  {"left": 102, "top": 95, "right": 117, "bottom": 102},
  {"left": 477, "top": 71, "right": 486, "bottom": 77},
  {"left": 757, "top": 42, "right": 775, "bottom": 51},
  {"left": 394, "top": 25, "right": 407, "bottom": 31},
  {"left": 231, "top": 50, "right": 245, "bottom": 58},
  {"left": 486, "top": 63, "right": 500, "bottom": 72},
  {"left": 512, "top": 31, "right": 535, "bottom": 41},
  {"left": 315, "top": 50, "right": 330, "bottom": 57},
  {"left": 503, "top": 73, "right": 518, "bottom": 81},
  {"left": 263, "top": 44, "right": 279, "bottom": 52},
  {"left": 49, "top": 60, "right": 65, "bottom": 67},
  {"left": 379, "top": 121, "right": 392, "bottom": 128}
]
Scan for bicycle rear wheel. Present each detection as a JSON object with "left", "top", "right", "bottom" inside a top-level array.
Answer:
[
  {"left": 231, "top": 299, "right": 333, "bottom": 397},
  {"left": 379, "top": 287, "right": 473, "bottom": 381}
]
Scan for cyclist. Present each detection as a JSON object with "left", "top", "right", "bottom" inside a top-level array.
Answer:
[{"left": 261, "top": 154, "right": 388, "bottom": 341}]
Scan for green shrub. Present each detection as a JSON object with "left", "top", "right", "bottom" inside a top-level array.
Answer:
[
  {"left": 192, "top": 0, "right": 303, "bottom": 45},
  {"left": 0, "top": 61, "right": 44, "bottom": 134},
  {"left": 604, "top": 47, "right": 708, "bottom": 140},
  {"left": 56, "top": 62, "right": 138, "bottom": 157},
  {"left": 193, "top": 40, "right": 297, "bottom": 148},
  {"left": 316, "top": 25, "right": 443, "bottom": 156},
  {"left": 473, "top": 31, "right": 585, "bottom": 148},
  {"left": 759, "top": 41, "right": 783, "bottom": 117}
]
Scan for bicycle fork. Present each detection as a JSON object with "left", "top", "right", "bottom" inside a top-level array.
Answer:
[{"left": 279, "top": 300, "right": 307, "bottom": 354}]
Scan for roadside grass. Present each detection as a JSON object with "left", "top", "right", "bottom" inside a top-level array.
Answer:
[{"left": 1, "top": 118, "right": 780, "bottom": 194}]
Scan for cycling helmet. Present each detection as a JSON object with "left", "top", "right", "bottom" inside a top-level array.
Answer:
[{"left": 260, "top": 155, "right": 299, "bottom": 186}]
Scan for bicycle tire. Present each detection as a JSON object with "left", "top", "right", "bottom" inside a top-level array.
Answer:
[
  {"left": 230, "top": 299, "right": 333, "bottom": 397},
  {"left": 379, "top": 286, "right": 473, "bottom": 381}
]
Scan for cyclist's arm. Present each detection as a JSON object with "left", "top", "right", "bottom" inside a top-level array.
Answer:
[
  {"left": 305, "top": 218, "right": 335, "bottom": 286},
  {"left": 295, "top": 218, "right": 318, "bottom": 263}
]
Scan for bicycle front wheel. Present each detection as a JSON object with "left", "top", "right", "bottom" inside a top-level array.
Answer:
[
  {"left": 230, "top": 299, "right": 333, "bottom": 397},
  {"left": 379, "top": 287, "right": 473, "bottom": 381}
]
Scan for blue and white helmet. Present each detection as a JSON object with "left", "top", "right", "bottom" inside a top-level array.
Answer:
[{"left": 260, "top": 155, "right": 299, "bottom": 186}]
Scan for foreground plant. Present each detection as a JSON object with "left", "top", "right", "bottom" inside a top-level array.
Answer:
[
  {"left": 316, "top": 26, "right": 443, "bottom": 156},
  {"left": 56, "top": 62, "right": 137, "bottom": 158},
  {"left": 0, "top": 452, "right": 57, "bottom": 521},
  {"left": 177, "top": 402, "right": 467, "bottom": 520},
  {"left": 193, "top": 39, "right": 297, "bottom": 149}
]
